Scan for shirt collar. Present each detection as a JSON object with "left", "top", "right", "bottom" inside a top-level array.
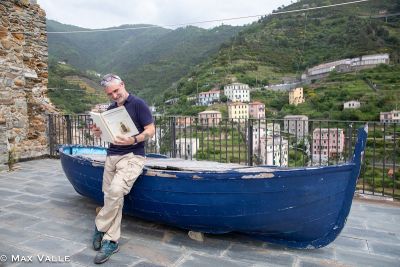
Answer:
[{"left": 124, "top": 94, "right": 134, "bottom": 104}]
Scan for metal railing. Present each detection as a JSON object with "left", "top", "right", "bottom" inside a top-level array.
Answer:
[{"left": 48, "top": 114, "right": 399, "bottom": 199}]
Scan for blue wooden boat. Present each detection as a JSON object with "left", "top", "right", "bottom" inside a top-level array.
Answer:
[{"left": 59, "top": 125, "right": 367, "bottom": 249}]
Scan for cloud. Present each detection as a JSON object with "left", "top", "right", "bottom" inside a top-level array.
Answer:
[{"left": 37, "top": 0, "right": 293, "bottom": 29}]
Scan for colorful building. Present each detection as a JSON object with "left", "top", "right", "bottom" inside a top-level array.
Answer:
[
  {"left": 198, "top": 110, "right": 222, "bottom": 125},
  {"left": 289, "top": 87, "right": 305, "bottom": 106},
  {"left": 228, "top": 102, "right": 249, "bottom": 122},
  {"left": 249, "top": 101, "right": 265, "bottom": 119},
  {"left": 284, "top": 115, "right": 309, "bottom": 138},
  {"left": 198, "top": 89, "right": 220, "bottom": 106},
  {"left": 312, "top": 128, "right": 345, "bottom": 163},
  {"left": 224, "top": 83, "right": 250, "bottom": 102}
]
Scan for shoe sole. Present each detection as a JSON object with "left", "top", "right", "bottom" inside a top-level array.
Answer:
[{"left": 94, "top": 246, "right": 120, "bottom": 264}]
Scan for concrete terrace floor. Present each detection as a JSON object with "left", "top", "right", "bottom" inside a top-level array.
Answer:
[{"left": 0, "top": 159, "right": 399, "bottom": 267}]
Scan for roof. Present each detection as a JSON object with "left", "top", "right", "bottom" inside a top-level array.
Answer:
[
  {"left": 250, "top": 101, "right": 265, "bottom": 105},
  {"left": 199, "top": 110, "right": 221, "bottom": 114}
]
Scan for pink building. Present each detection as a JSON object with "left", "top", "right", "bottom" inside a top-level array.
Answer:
[
  {"left": 198, "top": 110, "right": 222, "bottom": 125},
  {"left": 312, "top": 128, "right": 345, "bottom": 163},
  {"left": 175, "top": 117, "right": 192, "bottom": 128},
  {"left": 249, "top": 101, "right": 265, "bottom": 119}
]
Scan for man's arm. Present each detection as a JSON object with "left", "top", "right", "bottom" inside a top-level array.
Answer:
[
  {"left": 114, "top": 123, "right": 155, "bottom": 145},
  {"left": 134, "top": 123, "right": 155, "bottom": 143}
]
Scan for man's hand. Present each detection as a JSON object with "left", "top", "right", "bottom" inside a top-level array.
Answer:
[
  {"left": 113, "top": 135, "right": 135, "bottom": 146},
  {"left": 90, "top": 124, "right": 102, "bottom": 138}
]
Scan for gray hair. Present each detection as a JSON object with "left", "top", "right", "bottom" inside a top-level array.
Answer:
[{"left": 100, "top": 73, "right": 123, "bottom": 87}]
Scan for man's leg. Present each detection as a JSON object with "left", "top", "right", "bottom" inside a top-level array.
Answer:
[
  {"left": 93, "top": 156, "right": 115, "bottom": 251},
  {"left": 94, "top": 153, "right": 145, "bottom": 264}
]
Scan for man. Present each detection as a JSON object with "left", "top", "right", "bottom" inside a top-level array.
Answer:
[{"left": 91, "top": 74, "right": 155, "bottom": 264}]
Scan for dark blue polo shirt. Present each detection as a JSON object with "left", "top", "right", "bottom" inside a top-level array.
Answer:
[{"left": 106, "top": 94, "right": 153, "bottom": 156}]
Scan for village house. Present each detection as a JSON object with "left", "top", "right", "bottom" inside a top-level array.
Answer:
[
  {"left": 224, "top": 82, "right": 251, "bottom": 102},
  {"left": 198, "top": 89, "right": 220, "bottom": 106},
  {"left": 380, "top": 110, "right": 400, "bottom": 123},
  {"left": 198, "top": 110, "right": 222, "bottom": 125},
  {"left": 289, "top": 87, "right": 305, "bottom": 106},
  {"left": 252, "top": 123, "right": 281, "bottom": 157},
  {"left": 256, "top": 136, "right": 289, "bottom": 166},
  {"left": 312, "top": 128, "right": 345, "bottom": 163},
  {"left": 343, "top": 101, "right": 361, "bottom": 109},
  {"left": 175, "top": 138, "right": 199, "bottom": 159},
  {"left": 228, "top": 102, "right": 249, "bottom": 122},
  {"left": 284, "top": 115, "right": 309, "bottom": 138},
  {"left": 249, "top": 101, "right": 265, "bottom": 119},
  {"left": 91, "top": 103, "right": 110, "bottom": 113},
  {"left": 175, "top": 116, "right": 192, "bottom": 128}
]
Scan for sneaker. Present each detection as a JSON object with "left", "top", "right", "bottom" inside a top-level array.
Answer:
[
  {"left": 94, "top": 240, "right": 119, "bottom": 264},
  {"left": 92, "top": 226, "right": 104, "bottom": 251}
]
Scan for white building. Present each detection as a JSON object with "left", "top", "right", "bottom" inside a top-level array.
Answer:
[
  {"left": 198, "top": 89, "right": 220, "bottom": 106},
  {"left": 380, "top": 110, "right": 400, "bottom": 123},
  {"left": 307, "top": 59, "right": 350, "bottom": 77},
  {"left": 92, "top": 103, "right": 110, "bottom": 113},
  {"left": 224, "top": 83, "right": 250, "bottom": 102},
  {"left": 284, "top": 115, "right": 309, "bottom": 138},
  {"left": 343, "top": 101, "right": 361, "bottom": 109},
  {"left": 175, "top": 138, "right": 199, "bottom": 159},
  {"left": 257, "top": 136, "right": 288, "bottom": 166},
  {"left": 149, "top": 105, "right": 157, "bottom": 113},
  {"left": 252, "top": 123, "right": 284, "bottom": 163},
  {"left": 351, "top": 53, "right": 390, "bottom": 67},
  {"left": 304, "top": 53, "right": 390, "bottom": 80}
]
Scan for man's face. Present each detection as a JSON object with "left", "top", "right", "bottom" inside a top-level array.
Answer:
[{"left": 105, "top": 82, "right": 127, "bottom": 105}]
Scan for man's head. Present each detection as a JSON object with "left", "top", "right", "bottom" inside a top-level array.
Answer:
[{"left": 100, "top": 74, "right": 129, "bottom": 106}]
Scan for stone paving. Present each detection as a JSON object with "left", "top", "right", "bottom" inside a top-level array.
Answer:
[{"left": 0, "top": 159, "right": 399, "bottom": 267}]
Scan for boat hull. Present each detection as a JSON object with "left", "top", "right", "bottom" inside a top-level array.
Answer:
[{"left": 59, "top": 126, "right": 367, "bottom": 248}]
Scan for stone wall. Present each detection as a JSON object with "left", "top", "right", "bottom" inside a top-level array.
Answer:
[{"left": 0, "top": 0, "right": 55, "bottom": 170}]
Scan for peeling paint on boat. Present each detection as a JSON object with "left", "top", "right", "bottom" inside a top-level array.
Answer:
[
  {"left": 242, "top": 173, "right": 275, "bottom": 179},
  {"left": 145, "top": 171, "right": 177, "bottom": 178}
]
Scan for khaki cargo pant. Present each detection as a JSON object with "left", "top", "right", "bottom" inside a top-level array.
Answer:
[{"left": 95, "top": 152, "right": 145, "bottom": 242}]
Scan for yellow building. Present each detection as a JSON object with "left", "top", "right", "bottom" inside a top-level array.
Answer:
[
  {"left": 289, "top": 87, "right": 305, "bottom": 106},
  {"left": 228, "top": 102, "right": 249, "bottom": 122}
]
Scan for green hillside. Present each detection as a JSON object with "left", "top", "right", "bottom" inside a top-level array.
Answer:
[
  {"left": 168, "top": 0, "right": 400, "bottom": 108},
  {"left": 47, "top": 21, "right": 241, "bottom": 103},
  {"left": 251, "top": 64, "right": 400, "bottom": 121},
  {"left": 47, "top": 58, "right": 107, "bottom": 114}
]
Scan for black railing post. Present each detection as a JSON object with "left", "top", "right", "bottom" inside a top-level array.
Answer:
[
  {"left": 348, "top": 123, "right": 353, "bottom": 162},
  {"left": 248, "top": 119, "right": 253, "bottom": 166},
  {"left": 48, "top": 114, "right": 54, "bottom": 156},
  {"left": 65, "top": 114, "right": 72, "bottom": 144},
  {"left": 171, "top": 117, "right": 176, "bottom": 158}
]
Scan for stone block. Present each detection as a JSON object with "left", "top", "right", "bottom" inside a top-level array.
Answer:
[
  {"left": 1, "top": 39, "right": 12, "bottom": 50},
  {"left": 0, "top": 98, "right": 14, "bottom": 105},
  {"left": 14, "top": 77, "right": 25, "bottom": 86},
  {"left": 0, "top": 25, "right": 8, "bottom": 39},
  {"left": 11, "top": 32, "right": 24, "bottom": 41}
]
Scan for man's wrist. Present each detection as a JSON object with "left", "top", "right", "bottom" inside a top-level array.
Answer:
[{"left": 132, "top": 136, "right": 137, "bottom": 145}]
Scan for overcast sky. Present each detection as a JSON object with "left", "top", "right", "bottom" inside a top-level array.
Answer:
[{"left": 36, "top": 0, "right": 294, "bottom": 29}]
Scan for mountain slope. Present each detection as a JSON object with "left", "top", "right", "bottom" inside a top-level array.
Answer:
[
  {"left": 170, "top": 0, "right": 400, "bottom": 101},
  {"left": 47, "top": 21, "right": 241, "bottom": 102}
]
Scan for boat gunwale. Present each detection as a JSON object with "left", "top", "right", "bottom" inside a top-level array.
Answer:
[{"left": 59, "top": 145, "right": 356, "bottom": 179}]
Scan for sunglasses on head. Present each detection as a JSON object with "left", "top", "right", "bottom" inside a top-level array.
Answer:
[{"left": 100, "top": 74, "right": 121, "bottom": 86}]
